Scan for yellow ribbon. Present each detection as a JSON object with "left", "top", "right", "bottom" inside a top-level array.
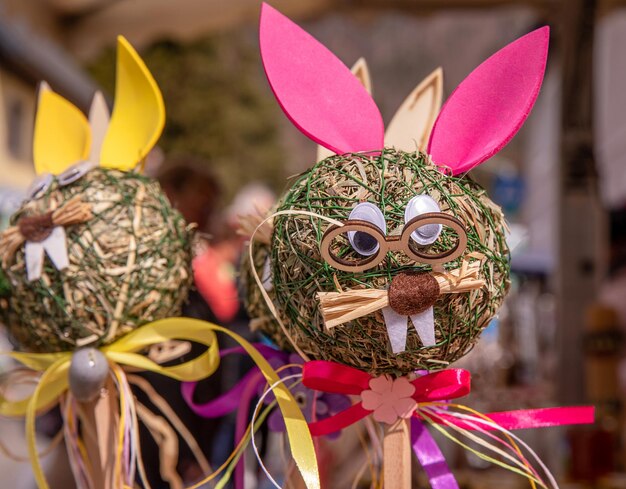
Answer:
[{"left": 0, "top": 318, "right": 320, "bottom": 489}]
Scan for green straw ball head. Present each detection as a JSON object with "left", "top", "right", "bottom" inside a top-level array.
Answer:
[
  {"left": 263, "top": 150, "right": 510, "bottom": 375},
  {"left": 4, "top": 168, "right": 193, "bottom": 353}
]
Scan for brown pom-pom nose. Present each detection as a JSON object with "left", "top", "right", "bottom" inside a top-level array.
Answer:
[
  {"left": 388, "top": 271, "right": 440, "bottom": 316},
  {"left": 18, "top": 212, "right": 55, "bottom": 242}
]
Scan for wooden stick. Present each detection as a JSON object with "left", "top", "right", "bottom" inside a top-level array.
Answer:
[
  {"left": 78, "top": 377, "right": 121, "bottom": 489},
  {"left": 383, "top": 419, "right": 412, "bottom": 489}
]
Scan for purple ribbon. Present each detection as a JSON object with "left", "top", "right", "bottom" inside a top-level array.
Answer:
[
  {"left": 181, "top": 344, "right": 286, "bottom": 489},
  {"left": 181, "top": 344, "right": 287, "bottom": 417},
  {"left": 411, "top": 418, "right": 459, "bottom": 489}
]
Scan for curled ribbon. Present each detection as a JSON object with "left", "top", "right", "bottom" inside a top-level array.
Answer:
[
  {"left": 182, "top": 344, "right": 287, "bottom": 489},
  {"left": 0, "top": 319, "right": 320, "bottom": 489},
  {"left": 302, "top": 360, "right": 594, "bottom": 489}
]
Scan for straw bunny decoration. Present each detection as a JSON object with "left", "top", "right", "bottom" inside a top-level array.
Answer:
[
  {"left": 251, "top": 4, "right": 550, "bottom": 373},
  {"left": 0, "top": 35, "right": 319, "bottom": 489},
  {"left": 0, "top": 37, "right": 192, "bottom": 353},
  {"left": 232, "top": 5, "right": 594, "bottom": 489},
  {"left": 215, "top": 58, "right": 444, "bottom": 489}
]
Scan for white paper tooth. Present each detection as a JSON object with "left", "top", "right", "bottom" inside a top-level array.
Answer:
[
  {"left": 24, "top": 226, "right": 69, "bottom": 282},
  {"left": 382, "top": 306, "right": 409, "bottom": 354},
  {"left": 43, "top": 227, "right": 69, "bottom": 271},
  {"left": 410, "top": 307, "right": 436, "bottom": 347},
  {"left": 25, "top": 241, "right": 45, "bottom": 281}
]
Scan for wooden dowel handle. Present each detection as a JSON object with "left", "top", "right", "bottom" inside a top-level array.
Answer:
[
  {"left": 78, "top": 377, "right": 121, "bottom": 489},
  {"left": 383, "top": 418, "right": 412, "bottom": 488}
]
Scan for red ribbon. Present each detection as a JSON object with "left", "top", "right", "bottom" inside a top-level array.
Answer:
[
  {"left": 302, "top": 361, "right": 471, "bottom": 436},
  {"left": 302, "top": 361, "right": 595, "bottom": 436}
]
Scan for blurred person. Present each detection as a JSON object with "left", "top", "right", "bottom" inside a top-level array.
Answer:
[
  {"left": 598, "top": 208, "right": 626, "bottom": 392},
  {"left": 157, "top": 153, "right": 221, "bottom": 234},
  {"left": 193, "top": 221, "right": 240, "bottom": 325},
  {"left": 157, "top": 152, "right": 235, "bottom": 325},
  {"left": 194, "top": 183, "right": 276, "bottom": 324},
  {"left": 193, "top": 183, "right": 278, "bottom": 477},
  {"left": 225, "top": 183, "right": 276, "bottom": 234}
]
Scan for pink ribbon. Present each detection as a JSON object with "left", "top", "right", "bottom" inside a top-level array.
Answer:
[
  {"left": 185, "top": 356, "right": 594, "bottom": 489},
  {"left": 432, "top": 406, "right": 595, "bottom": 431},
  {"left": 302, "top": 361, "right": 471, "bottom": 436},
  {"left": 302, "top": 360, "right": 595, "bottom": 489}
]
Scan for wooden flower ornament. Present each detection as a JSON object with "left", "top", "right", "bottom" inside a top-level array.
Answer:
[
  {"left": 360, "top": 375, "right": 417, "bottom": 424},
  {"left": 249, "top": 4, "right": 548, "bottom": 375}
]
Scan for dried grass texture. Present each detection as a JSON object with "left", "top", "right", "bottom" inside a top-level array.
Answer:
[
  {"left": 3, "top": 168, "right": 193, "bottom": 352},
  {"left": 243, "top": 150, "right": 510, "bottom": 375},
  {"left": 240, "top": 206, "right": 279, "bottom": 334}
]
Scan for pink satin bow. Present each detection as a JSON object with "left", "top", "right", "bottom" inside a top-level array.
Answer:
[
  {"left": 302, "top": 361, "right": 596, "bottom": 489},
  {"left": 302, "top": 361, "right": 471, "bottom": 436},
  {"left": 302, "top": 361, "right": 595, "bottom": 436}
]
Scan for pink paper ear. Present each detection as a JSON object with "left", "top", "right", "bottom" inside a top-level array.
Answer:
[
  {"left": 427, "top": 26, "right": 549, "bottom": 175},
  {"left": 259, "top": 3, "right": 384, "bottom": 155}
]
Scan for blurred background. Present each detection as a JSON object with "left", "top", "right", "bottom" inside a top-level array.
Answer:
[{"left": 0, "top": 0, "right": 625, "bottom": 487}]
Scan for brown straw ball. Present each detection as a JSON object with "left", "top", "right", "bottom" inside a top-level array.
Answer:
[
  {"left": 3, "top": 168, "right": 193, "bottom": 352},
  {"left": 244, "top": 149, "right": 510, "bottom": 375}
]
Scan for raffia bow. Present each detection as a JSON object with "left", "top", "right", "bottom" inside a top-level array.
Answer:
[{"left": 317, "top": 257, "right": 485, "bottom": 329}]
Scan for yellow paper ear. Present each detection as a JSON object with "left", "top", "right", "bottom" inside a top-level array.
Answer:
[
  {"left": 385, "top": 67, "right": 443, "bottom": 152},
  {"left": 99, "top": 36, "right": 165, "bottom": 171},
  {"left": 317, "top": 58, "right": 372, "bottom": 162},
  {"left": 33, "top": 85, "right": 91, "bottom": 175}
]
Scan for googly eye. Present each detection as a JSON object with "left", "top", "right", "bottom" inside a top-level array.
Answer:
[
  {"left": 26, "top": 173, "right": 53, "bottom": 201},
  {"left": 347, "top": 202, "right": 386, "bottom": 256},
  {"left": 404, "top": 195, "right": 442, "bottom": 245},
  {"left": 58, "top": 161, "right": 96, "bottom": 187}
]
